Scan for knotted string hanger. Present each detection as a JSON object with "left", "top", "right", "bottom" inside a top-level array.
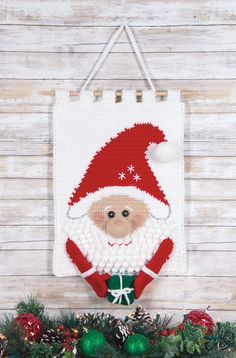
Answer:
[{"left": 79, "top": 24, "right": 156, "bottom": 96}]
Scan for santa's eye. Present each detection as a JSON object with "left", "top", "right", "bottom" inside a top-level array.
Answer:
[
  {"left": 107, "top": 210, "right": 115, "bottom": 218},
  {"left": 122, "top": 210, "right": 129, "bottom": 217}
]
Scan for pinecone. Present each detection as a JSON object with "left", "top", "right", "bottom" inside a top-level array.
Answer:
[
  {"left": 41, "top": 328, "right": 65, "bottom": 344},
  {"left": 111, "top": 319, "right": 131, "bottom": 348},
  {"left": 130, "top": 306, "right": 154, "bottom": 324}
]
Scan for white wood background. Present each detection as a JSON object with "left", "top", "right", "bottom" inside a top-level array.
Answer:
[{"left": 1, "top": 0, "right": 236, "bottom": 321}]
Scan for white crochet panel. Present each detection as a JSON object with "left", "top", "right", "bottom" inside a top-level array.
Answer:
[{"left": 53, "top": 90, "right": 186, "bottom": 277}]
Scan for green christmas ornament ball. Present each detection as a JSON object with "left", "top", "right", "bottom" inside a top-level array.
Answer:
[
  {"left": 80, "top": 329, "right": 106, "bottom": 357},
  {"left": 124, "top": 333, "right": 149, "bottom": 356}
]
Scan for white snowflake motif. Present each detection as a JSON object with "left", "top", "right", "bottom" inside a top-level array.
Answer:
[
  {"left": 133, "top": 173, "right": 141, "bottom": 181},
  {"left": 127, "top": 164, "right": 135, "bottom": 173},
  {"left": 118, "top": 172, "right": 126, "bottom": 180}
]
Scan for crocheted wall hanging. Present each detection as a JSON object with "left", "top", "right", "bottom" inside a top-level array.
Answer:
[{"left": 53, "top": 24, "right": 186, "bottom": 305}]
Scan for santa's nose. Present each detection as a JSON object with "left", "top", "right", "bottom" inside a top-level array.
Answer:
[{"left": 114, "top": 219, "right": 123, "bottom": 225}]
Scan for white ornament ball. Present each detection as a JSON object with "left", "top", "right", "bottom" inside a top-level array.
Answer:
[{"left": 155, "top": 142, "right": 176, "bottom": 163}]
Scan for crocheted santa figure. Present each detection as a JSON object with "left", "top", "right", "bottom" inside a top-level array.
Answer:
[{"left": 64, "top": 123, "right": 174, "bottom": 305}]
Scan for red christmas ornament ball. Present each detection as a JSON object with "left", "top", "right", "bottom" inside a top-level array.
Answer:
[
  {"left": 16, "top": 313, "right": 42, "bottom": 341},
  {"left": 168, "top": 329, "right": 176, "bottom": 336},
  {"left": 187, "top": 310, "right": 215, "bottom": 336}
]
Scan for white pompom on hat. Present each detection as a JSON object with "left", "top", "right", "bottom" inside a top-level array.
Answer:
[{"left": 154, "top": 142, "right": 176, "bottom": 163}]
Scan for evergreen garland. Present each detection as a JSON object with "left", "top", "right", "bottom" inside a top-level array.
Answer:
[{"left": 0, "top": 296, "right": 235, "bottom": 358}]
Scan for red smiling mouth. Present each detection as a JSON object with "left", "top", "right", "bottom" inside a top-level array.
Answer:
[{"left": 108, "top": 240, "right": 132, "bottom": 247}]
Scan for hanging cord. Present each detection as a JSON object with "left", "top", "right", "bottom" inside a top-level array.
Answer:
[
  {"left": 79, "top": 23, "right": 156, "bottom": 95},
  {"left": 124, "top": 24, "right": 155, "bottom": 93},
  {"left": 80, "top": 24, "right": 125, "bottom": 94}
]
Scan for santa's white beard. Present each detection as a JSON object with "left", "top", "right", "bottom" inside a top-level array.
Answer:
[{"left": 63, "top": 215, "right": 173, "bottom": 276}]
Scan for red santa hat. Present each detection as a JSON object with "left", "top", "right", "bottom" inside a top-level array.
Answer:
[{"left": 67, "top": 123, "right": 170, "bottom": 219}]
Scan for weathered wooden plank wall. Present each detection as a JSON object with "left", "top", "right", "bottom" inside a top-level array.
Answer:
[{"left": 0, "top": 0, "right": 236, "bottom": 321}]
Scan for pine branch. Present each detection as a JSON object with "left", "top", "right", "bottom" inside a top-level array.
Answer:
[
  {"left": 155, "top": 313, "right": 176, "bottom": 331},
  {"left": 1, "top": 296, "right": 236, "bottom": 358},
  {"left": 58, "top": 310, "right": 79, "bottom": 329},
  {"left": 27, "top": 341, "right": 53, "bottom": 357},
  {"left": 16, "top": 295, "right": 45, "bottom": 319},
  {"left": 0, "top": 314, "right": 27, "bottom": 357}
]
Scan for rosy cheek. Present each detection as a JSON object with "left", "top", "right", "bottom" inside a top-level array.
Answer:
[
  {"left": 131, "top": 214, "right": 143, "bottom": 227},
  {"left": 92, "top": 212, "right": 105, "bottom": 225}
]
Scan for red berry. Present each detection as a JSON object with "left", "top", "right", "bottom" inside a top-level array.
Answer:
[
  {"left": 64, "top": 343, "right": 73, "bottom": 351},
  {"left": 169, "top": 330, "right": 176, "bottom": 335},
  {"left": 58, "top": 324, "right": 65, "bottom": 331},
  {"left": 64, "top": 330, "right": 71, "bottom": 337},
  {"left": 64, "top": 337, "right": 73, "bottom": 351},
  {"left": 161, "top": 329, "right": 168, "bottom": 336},
  {"left": 178, "top": 323, "right": 184, "bottom": 331}
]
